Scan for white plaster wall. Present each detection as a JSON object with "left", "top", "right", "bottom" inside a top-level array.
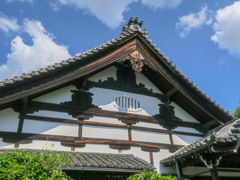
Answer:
[
  {"left": 82, "top": 125, "right": 128, "bottom": 140},
  {"left": 19, "top": 140, "right": 70, "bottom": 151},
  {"left": 174, "top": 127, "right": 201, "bottom": 134},
  {"left": 0, "top": 138, "right": 14, "bottom": 148},
  {"left": 90, "top": 88, "right": 160, "bottom": 116},
  {"left": 158, "top": 149, "right": 176, "bottom": 174},
  {"left": 0, "top": 108, "right": 19, "bottom": 132},
  {"left": 135, "top": 72, "right": 163, "bottom": 94},
  {"left": 33, "top": 85, "right": 77, "bottom": 104},
  {"left": 88, "top": 116, "right": 123, "bottom": 125},
  {"left": 88, "top": 66, "right": 163, "bottom": 94},
  {"left": 132, "top": 122, "right": 165, "bottom": 130},
  {"left": 88, "top": 66, "right": 117, "bottom": 82},
  {"left": 33, "top": 110, "right": 75, "bottom": 120},
  {"left": 75, "top": 144, "right": 117, "bottom": 153},
  {"left": 22, "top": 120, "right": 78, "bottom": 136},
  {"left": 171, "top": 102, "right": 199, "bottom": 123},
  {"left": 171, "top": 135, "right": 188, "bottom": 145},
  {"left": 123, "top": 147, "right": 174, "bottom": 173},
  {"left": 132, "top": 130, "right": 170, "bottom": 144},
  {"left": 172, "top": 134, "right": 201, "bottom": 144}
]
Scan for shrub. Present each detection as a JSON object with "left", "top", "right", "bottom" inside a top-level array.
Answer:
[
  {"left": 0, "top": 149, "right": 72, "bottom": 180},
  {"left": 127, "top": 170, "right": 177, "bottom": 180}
]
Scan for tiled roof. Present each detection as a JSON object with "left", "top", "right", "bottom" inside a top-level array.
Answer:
[
  {"left": 161, "top": 118, "right": 240, "bottom": 164},
  {"left": 0, "top": 149, "right": 155, "bottom": 171},
  {"left": 0, "top": 17, "right": 231, "bottom": 118}
]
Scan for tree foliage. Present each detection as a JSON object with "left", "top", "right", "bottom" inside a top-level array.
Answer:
[
  {"left": 0, "top": 149, "right": 72, "bottom": 180},
  {"left": 127, "top": 170, "right": 177, "bottom": 180},
  {"left": 234, "top": 102, "right": 240, "bottom": 118}
]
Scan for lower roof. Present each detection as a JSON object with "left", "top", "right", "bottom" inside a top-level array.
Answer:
[
  {"left": 0, "top": 149, "right": 155, "bottom": 172},
  {"left": 161, "top": 118, "right": 240, "bottom": 165}
]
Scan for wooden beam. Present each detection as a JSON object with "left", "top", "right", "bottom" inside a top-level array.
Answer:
[
  {"left": 165, "top": 87, "right": 178, "bottom": 101},
  {"left": 25, "top": 101, "right": 202, "bottom": 130},
  {"left": 201, "top": 120, "right": 219, "bottom": 132},
  {"left": 0, "top": 131, "right": 184, "bottom": 150},
  {"left": 23, "top": 114, "right": 203, "bottom": 137}
]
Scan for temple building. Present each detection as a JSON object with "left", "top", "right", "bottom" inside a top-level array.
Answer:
[{"left": 0, "top": 17, "right": 239, "bottom": 180}]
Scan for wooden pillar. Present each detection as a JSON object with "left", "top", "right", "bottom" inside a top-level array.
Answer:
[
  {"left": 118, "top": 149, "right": 122, "bottom": 153},
  {"left": 149, "top": 152, "right": 154, "bottom": 165},
  {"left": 210, "top": 166, "right": 219, "bottom": 180}
]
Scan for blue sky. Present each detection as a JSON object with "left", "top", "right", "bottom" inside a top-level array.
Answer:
[{"left": 0, "top": 0, "right": 239, "bottom": 113}]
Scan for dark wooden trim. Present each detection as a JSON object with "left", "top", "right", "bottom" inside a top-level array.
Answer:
[
  {"left": 0, "top": 131, "right": 184, "bottom": 150},
  {"left": 210, "top": 166, "right": 220, "bottom": 180},
  {"left": 165, "top": 87, "right": 178, "bottom": 101},
  {"left": 141, "top": 147, "right": 160, "bottom": 152},
  {"left": 109, "top": 144, "right": 131, "bottom": 150},
  {"left": 23, "top": 114, "right": 203, "bottom": 137}
]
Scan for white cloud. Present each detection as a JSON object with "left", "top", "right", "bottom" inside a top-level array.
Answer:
[
  {"left": 141, "top": 0, "right": 182, "bottom": 9},
  {"left": 0, "top": 12, "right": 20, "bottom": 33},
  {"left": 0, "top": 19, "right": 71, "bottom": 81},
  {"left": 6, "top": 0, "right": 33, "bottom": 3},
  {"left": 211, "top": 1, "right": 240, "bottom": 56},
  {"left": 176, "top": 5, "right": 212, "bottom": 37},
  {"left": 53, "top": 0, "right": 137, "bottom": 28},
  {"left": 50, "top": 0, "right": 183, "bottom": 28}
]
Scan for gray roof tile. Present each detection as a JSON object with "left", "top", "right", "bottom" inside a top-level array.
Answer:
[
  {"left": 161, "top": 118, "right": 240, "bottom": 164},
  {"left": 0, "top": 149, "right": 155, "bottom": 171}
]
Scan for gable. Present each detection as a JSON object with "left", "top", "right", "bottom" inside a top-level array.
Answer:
[{"left": 1, "top": 17, "right": 233, "bottom": 175}]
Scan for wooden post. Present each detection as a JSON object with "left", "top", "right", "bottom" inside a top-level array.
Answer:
[
  {"left": 149, "top": 151, "right": 154, "bottom": 165},
  {"left": 169, "top": 133, "right": 174, "bottom": 145},
  {"left": 210, "top": 166, "right": 219, "bottom": 180},
  {"left": 78, "top": 124, "right": 83, "bottom": 138},
  {"left": 128, "top": 127, "right": 132, "bottom": 141},
  {"left": 175, "top": 159, "right": 183, "bottom": 180}
]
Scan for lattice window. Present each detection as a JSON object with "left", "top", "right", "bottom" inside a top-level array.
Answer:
[{"left": 115, "top": 96, "right": 141, "bottom": 111}]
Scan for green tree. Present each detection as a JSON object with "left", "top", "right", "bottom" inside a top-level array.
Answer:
[
  {"left": 0, "top": 149, "right": 72, "bottom": 180},
  {"left": 127, "top": 170, "right": 177, "bottom": 180},
  {"left": 234, "top": 101, "right": 240, "bottom": 118}
]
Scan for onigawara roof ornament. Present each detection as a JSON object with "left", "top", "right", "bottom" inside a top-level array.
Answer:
[{"left": 121, "top": 17, "right": 148, "bottom": 38}]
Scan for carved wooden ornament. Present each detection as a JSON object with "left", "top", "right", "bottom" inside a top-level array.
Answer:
[{"left": 130, "top": 50, "right": 145, "bottom": 72}]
